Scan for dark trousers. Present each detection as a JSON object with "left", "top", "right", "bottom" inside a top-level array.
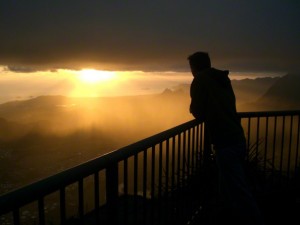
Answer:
[{"left": 215, "top": 142, "right": 265, "bottom": 225}]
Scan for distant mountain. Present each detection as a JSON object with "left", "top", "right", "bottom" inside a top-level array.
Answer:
[
  {"left": 231, "top": 77, "right": 279, "bottom": 105},
  {"left": 171, "top": 76, "right": 280, "bottom": 109},
  {"left": 257, "top": 73, "right": 300, "bottom": 110},
  {"left": 242, "top": 73, "right": 300, "bottom": 111}
]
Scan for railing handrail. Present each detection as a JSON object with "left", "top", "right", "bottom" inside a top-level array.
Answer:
[
  {"left": 0, "top": 119, "right": 199, "bottom": 214},
  {"left": 238, "top": 110, "right": 300, "bottom": 118}
]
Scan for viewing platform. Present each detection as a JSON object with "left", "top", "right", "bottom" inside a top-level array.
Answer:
[{"left": 0, "top": 110, "right": 300, "bottom": 225}]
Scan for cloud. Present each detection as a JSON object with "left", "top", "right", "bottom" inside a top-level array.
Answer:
[
  {"left": 5, "top": 66, "right": 51, "bottom": 73},
  {"left": 0, "top": 1, "right": 299, "bottom": 72}
]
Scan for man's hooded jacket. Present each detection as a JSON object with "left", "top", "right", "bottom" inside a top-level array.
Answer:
[{"left": 190, "top": 68, "right": 246, "bottom": 148}]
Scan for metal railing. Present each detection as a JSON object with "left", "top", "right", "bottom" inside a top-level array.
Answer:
[
  {"left": 0, "top": 119, "right": 207, "bottom": 225},
  {"left": 0, "top": 110, "right": 299, "bottom": 225},
  {"left": 239, "top": 110, "right": 300, "bottom": 193}
]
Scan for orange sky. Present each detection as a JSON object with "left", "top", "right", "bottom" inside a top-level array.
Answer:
[
  {"left": 0, "top": 67, "right": 191, "bottom": 103},
  {"left": 0, "top": 66, "right": 284, "bottom": 104}
]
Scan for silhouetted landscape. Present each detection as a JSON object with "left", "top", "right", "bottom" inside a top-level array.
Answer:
[{"left": 0, "top": 73, "right": 299, "bottom": 195}]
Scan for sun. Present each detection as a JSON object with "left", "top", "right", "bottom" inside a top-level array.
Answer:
[{"left": 78, "top": 69, "right": 116, "bottom": 83}]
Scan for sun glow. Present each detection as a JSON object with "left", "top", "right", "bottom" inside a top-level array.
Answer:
[
  {"left": 0, "top": 67, "right": 194, "bottom": 103},
  {"left": 78, "top": 69, "right": 116, "bottom": 83}
]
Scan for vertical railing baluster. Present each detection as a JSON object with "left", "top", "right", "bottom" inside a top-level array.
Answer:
[
  {"left": 157, "top": 141, "right": 164, "bottom": 224},
  {"left": 106, "top": 164, "right": 119, "bottom": 225},
  {"left": 94, "top": 172, "right": 99, "bottom": 219},
  {"left": 255, "top": 117, "right": 260, "bottom": 164},
  {"left": 287, "top": 115, "right": 294, "bottom": 185},
  {"left": 191, "top": 127, "right": 195, "bottom": 175},
  {"left": 264, "top": 116, "right": 269, "bottom": 187},
  {"left": 124, "top": 158, "right": 128, "bottom": 196},
  {"left": 164, "top": 139, "right": 171, "bottom": 223},
  {"left": 158, "top": 142, "right": 163, "bottom": 198},
  {"left": 133, "top": 153, "right": 138, "bottom": 224},
  {"left": 279, "top": 116, "right": 286, "bottom": 185},
  {"left": 177, "top": 133, "right": 181, "bottom": 187},
  {"left": 143, "top": 149, "right": 148, "bottom": 198},
  {"left": 182, "top": 131, "right": 186, "bottom": 187},
  {"left": 13, "top": 208, "right": 20, "bottom": 225},
  {"left": 38, "top": 198, "right": 45, "bottom": 225},
  {"left": 94, "top": 171, "right": 100, "bottom": 214},
  {"left": 171, "top": 136, "right": 176, "bottom": 193},
  {"left": 123, "top": 158, "right": 129, "bottom": 224},
  {"left": 165, "top": 139, "right": 170, "bottom": 196},
  {"left": 134, "top": 154, "right": 138, "bottom": 197},
  {"left": 78, "top": 178, "right": 84, "bottom": 221},
  {"left": 142, "top": 149, "right": 148, "bottom": 224},
  {"left": 151, "top": 146, "right": 155, "bottom": 199},
  {"left": 247, "top": 117, "right": 251, "bottom": 161},
  {"left": 271, "top": 116, "right": 277, "bottom": 185},
  {"left": 187, "top": 129, "right": 191, "bottom": 178},
  {"left": 195, "top": 125, "right": 200, "bottom": 170},
  {"left": 60, "top": 187, "right": 66, "bottom": 224},
  {"left": 199, "top": 124, "right": 203, "bottom": 168},
  {"left": 150, "top": 145, "right": 156, "bottom": 224}
]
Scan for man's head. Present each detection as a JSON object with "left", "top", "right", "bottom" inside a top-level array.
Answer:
[{"left": 187, "top": 52, "right": 211, "bottom": 76}]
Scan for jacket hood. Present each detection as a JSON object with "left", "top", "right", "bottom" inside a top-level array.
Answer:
[{"left": 209, "top": 68, "right": 230, "bottom": 88}]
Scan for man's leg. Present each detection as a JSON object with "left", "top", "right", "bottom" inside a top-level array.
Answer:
[{"left": 215, "top": 143, "right": 264, "bottom": 225}]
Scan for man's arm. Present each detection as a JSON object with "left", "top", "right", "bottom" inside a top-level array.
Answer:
[{"left": 189, "top": 78, "right": 206, "bottom": 122}]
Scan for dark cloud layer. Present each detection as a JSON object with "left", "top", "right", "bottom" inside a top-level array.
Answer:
[{"left": 0, "top": 1, "right": 299, "bottom": 72}]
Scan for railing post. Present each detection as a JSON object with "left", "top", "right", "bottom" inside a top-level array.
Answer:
[{"left": 106, "top": 163, "right": 119, "bottom": 225}]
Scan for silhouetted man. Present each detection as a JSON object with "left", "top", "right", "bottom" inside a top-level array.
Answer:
[{"left": 188, "top": 51, "right": 264, "bottom": 225}]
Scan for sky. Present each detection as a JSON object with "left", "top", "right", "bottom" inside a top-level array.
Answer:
[
  {"left": 1, "top": 0, "right": 299, "bottom": 73},
  {"left": 0, "top": 1, "right": 299, "bottom": 102}
]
